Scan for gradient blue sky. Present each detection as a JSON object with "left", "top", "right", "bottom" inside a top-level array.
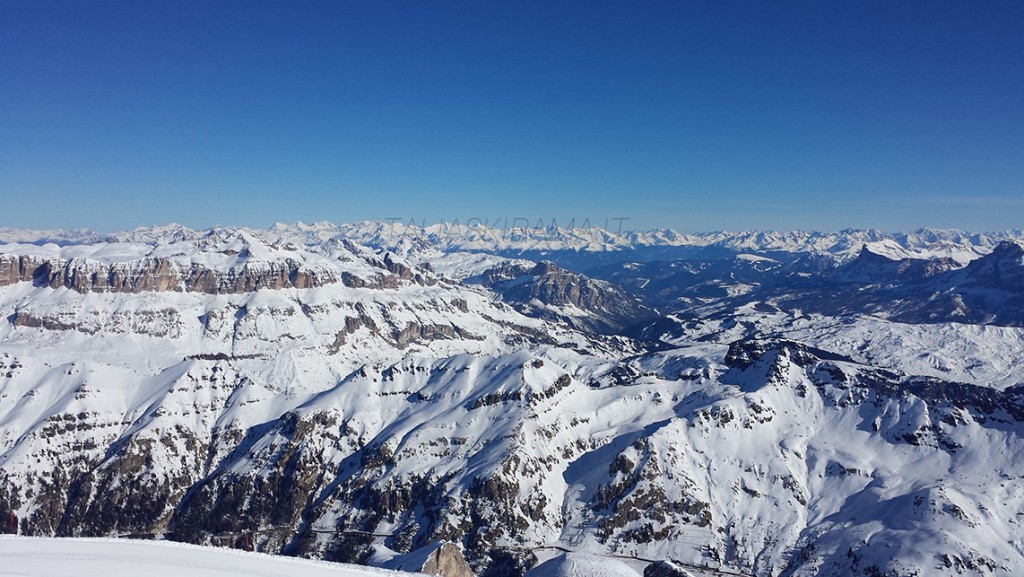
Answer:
[{"left": 2, "top": 1, "right": 1022, "bottom": 233}]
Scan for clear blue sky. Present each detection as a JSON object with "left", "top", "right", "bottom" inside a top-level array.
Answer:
[{"left": 2, "top": 1, "right": 1022, "bottom": 233}]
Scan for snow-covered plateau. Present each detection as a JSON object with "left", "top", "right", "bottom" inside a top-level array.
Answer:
[{"left": 1, "top": 223, "right": 1023, "bottom": 577}]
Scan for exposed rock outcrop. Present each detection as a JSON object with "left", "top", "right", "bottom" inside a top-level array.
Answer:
[
  {"left": 381, "top": 541, "right": 475, "bottom": 577},
  {"left": 0, "top": 254, "right": 338, "bottom": 294},
  {"left": 644, "top": 560, "right": 694, "bottom": 577}
]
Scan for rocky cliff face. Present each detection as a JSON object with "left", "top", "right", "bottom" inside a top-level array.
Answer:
[
  {"left": 0, "top": 227, "right": 449, "bottom": 297},
  {"left": 1, "top": 252, "right": 357, "bottom": 294},
  {"left": 473, "top": 261, "right": 656, "bottom": 334},
  {"left": 379, "top": 541, "right": 475, "bottom": 577}
]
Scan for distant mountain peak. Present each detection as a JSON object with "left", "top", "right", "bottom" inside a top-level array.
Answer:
[
  {"left": 989, "top": 239, "right": 1024, "bottom": 257},
  {"left": 854, "top": 244, "right": 897, "bottom": 263}
]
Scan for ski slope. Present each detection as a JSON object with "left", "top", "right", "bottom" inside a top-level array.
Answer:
[{"left": 0, "top": 536, "right": 423, "bottom": 577}]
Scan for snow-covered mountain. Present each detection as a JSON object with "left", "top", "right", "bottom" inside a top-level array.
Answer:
[
  {"left": 7, "top": 222, "right": 1023, "bottom": 265},
  {"left": 332, "top": 221, "right": 1024, "bottom": 267},
  {"left": 1, "top": 222, "right": 1023, "bottom": 577}
]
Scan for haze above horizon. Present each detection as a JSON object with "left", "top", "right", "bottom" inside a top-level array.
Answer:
[{"left": 2, "top": 2, "right": 1022, "bottom": 233}]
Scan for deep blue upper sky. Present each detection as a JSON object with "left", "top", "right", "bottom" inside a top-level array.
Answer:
[{"left": 2, "top": 1, "right": 1022, "bottom": 233}]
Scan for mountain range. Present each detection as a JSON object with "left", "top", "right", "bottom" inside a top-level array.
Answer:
[{"left": 1, "top": 222, "right": 1023, "bottom": 577}]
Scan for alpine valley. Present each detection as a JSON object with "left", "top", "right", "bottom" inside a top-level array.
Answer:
[{"left": 2, "top": 222, "right": 1024, "bottom": 577}]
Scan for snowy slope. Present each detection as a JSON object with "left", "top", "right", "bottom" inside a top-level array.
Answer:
[
  {"left": 0, "top": 536, "right": 423, "bottom": 577},
  {"left": 525, "top": 552, "right": 641, "bottom": 577}
]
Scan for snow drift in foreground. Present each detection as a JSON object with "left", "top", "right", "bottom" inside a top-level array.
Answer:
[{"left": 0, "top": 536, "right": 424, "bottom": 577}]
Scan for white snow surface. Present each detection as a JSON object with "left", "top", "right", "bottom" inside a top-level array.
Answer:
[
  {"left": 524, "top": 552, "right": 641, "bottom": 577},
  {"left": 0, "top": 536, "right": 423, "bottom": 577}
]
